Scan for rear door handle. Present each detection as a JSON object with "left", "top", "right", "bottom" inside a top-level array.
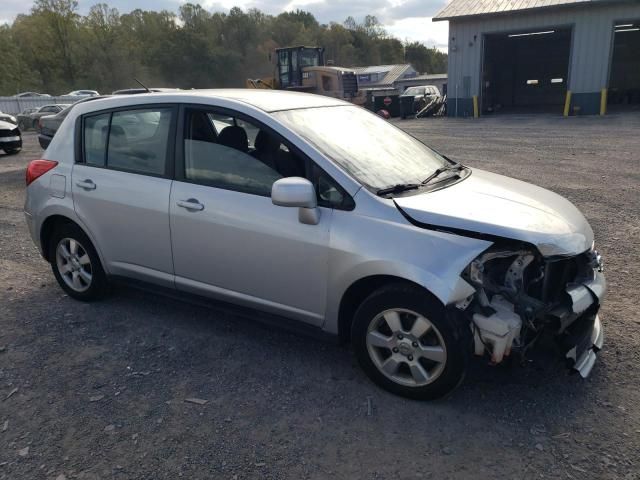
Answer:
[
  {"left": 176, "top": 198, "right": 205, "bottom": 211},
  {"left": 76, "top": 179, "right": 96, "bottom": 190}
]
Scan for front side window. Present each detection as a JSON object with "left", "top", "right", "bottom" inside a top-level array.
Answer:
[
  {"left": 182, "top": 109, "right": 352, "bottom": 207},
  {"left": 274, "top": 106, "right": 447, "bottom": 191},
  {"left": 183, "top": 109, "right": 292, "bottom": 196}
]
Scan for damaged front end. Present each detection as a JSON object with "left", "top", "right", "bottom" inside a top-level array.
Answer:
[{"left": 457, "top": 243, "right": 605, "bottom": 377}]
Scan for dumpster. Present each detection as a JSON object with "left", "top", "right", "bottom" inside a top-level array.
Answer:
[
  {"left": 399, "top": 95, "right": 415, "bottom": 119},
  {"left": 372, "top": 94, "right": 401, "bottom": 117}
]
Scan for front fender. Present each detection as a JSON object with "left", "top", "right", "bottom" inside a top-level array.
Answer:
[{"left": 323, "top": 209, "right": 491, "bottom": 334}]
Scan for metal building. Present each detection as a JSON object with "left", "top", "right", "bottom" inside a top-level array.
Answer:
[{"left": 433, "top": 0, "right": 640, "bottom": 116}]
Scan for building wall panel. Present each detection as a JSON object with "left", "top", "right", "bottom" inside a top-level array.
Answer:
[{"left": 444, "top": 3, "right": 640, "bottom": 115}]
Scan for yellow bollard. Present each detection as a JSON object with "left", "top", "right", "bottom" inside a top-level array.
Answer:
[
  {"left": 600, "top": 88, "right": 607, "bottom": 116},
  {"left": 563, "top": 90, "right": 572, "bottom": 117},
  {"left": 472, "top": 95, "right": 479, "bottom": 118}
]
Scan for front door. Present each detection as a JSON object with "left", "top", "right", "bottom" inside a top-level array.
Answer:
[{"left": 169, "top": 107, "right": 332, "bottom": 326}]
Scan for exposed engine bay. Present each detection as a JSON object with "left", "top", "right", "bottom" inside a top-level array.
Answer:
[{"left": 458, "top": 243, "right": 605, "bottom": 376}]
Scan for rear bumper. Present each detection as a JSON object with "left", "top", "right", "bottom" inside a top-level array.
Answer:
[{"left": 24, "top": 211, "right": 42, "bottom": 256}]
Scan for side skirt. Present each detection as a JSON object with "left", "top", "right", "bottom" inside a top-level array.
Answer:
[{"left": 109, "top": 275, "right": 339, "bottom": 344}]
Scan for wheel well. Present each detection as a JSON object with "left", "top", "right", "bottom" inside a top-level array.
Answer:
[
  {"left": 40, "top": 215, "right": 77, "bottom": 262},
  {"left": 338, "top": 275, "right": 427, "bottom": 343}
]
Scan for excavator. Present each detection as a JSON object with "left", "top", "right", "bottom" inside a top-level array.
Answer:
[{"left": 246, "top": 46, "right": 366, "bottom": 105}]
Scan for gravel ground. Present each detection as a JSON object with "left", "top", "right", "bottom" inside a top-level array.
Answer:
[{"left": 1, "top": 117, "right": 639, "bottom": 480}]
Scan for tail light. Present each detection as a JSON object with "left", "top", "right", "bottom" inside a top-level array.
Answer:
[
  {"left": 38, "top": 118, "right": 44, "bottom": 130},
  {"left": 26, "top": 159, "right": 58, "bottom": 186}
]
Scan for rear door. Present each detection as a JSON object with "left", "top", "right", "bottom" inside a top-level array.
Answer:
[{"left": 72, "top": 105, "right": 177, "bottom": 287}]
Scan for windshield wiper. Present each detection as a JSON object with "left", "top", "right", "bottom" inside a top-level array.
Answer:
[
  {"left": 421, "top": 162, "right": 465, "bottom": 185},
  {"left": 376, "top": 183, "right": 421, "bottom": 197}
]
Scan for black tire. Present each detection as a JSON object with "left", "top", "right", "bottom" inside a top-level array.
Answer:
[
  {"left": 351, "top": 283, "right": 469, "bottom": 400},
  {"left": 49, "top": 223, "right": 109, "bottom": 301},
  {"left": 3, "top": 148, "right": 21, "bottom": 155},
  {"left": 18, "top": 120, "right": 27, "bottom": 131}
]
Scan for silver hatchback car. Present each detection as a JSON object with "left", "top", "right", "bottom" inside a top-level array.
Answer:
[{"left": 24, "top": 90, "right": 605, "bottom": 399}]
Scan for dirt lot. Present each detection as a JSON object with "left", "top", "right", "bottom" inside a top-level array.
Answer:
[{"left": 1, "top": 115, "right": 639, "bottom": 480}]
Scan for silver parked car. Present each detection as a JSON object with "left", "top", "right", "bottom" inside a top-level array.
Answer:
[{"left": 24, "top": 90, "right": 605, "bottom": 399}]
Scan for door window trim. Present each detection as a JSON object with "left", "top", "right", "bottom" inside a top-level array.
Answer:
[
  {"left": 175, "top": 103, "right": 355, "bottom": 210},
  {"left": 75, "top": 103, "right": 178, "bottom": 179}
]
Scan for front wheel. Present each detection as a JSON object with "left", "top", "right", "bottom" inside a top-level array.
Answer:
[{"left": 352, "top": 284, "right": 469, "bottom": 400}]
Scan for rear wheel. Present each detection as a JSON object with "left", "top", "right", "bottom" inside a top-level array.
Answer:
[
  {"left": 49, "top": 224, "right": 109, "bottom": 301},
  {"left": 352, "top": 284, "right": 469, "bottom": 400}
]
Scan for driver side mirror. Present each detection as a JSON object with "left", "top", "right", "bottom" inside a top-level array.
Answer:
[{"left": 271, "top": 177, "right": 320, "bottom": 225}]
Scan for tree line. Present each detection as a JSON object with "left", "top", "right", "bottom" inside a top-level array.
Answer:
[{"left": 0, "top": 0, "right": 448, "bottom": 96}]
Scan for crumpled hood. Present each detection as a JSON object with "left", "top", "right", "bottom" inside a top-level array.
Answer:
[{"left": 394, "top": 168, "right": 593, "bottom": 257}]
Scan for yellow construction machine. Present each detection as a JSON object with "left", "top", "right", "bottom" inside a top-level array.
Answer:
[{"left": 246, "top": 46, "right": 366, "bottom": 105}]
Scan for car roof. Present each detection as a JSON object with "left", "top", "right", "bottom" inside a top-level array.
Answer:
[{"left": 88, "top": 89, "right": 348, "bottom": 113}]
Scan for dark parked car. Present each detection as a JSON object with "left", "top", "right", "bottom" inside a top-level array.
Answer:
[
  {"left": 38, "top": 96, "right": 108, "bottom": 149},
  {"left": 400, "top": 85, "right": 442, "bottom": 117},
  {"left": 25, "top": 104, "right": 70, "bottom": 130},
  {"left": 17, "top": 108, "right": 38, "bottom": 130},
  {"left": 0, "top": 120, "right": 21, "bottom": 155}
]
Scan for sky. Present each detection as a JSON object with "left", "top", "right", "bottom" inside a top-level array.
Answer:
[{"left": 0, "top": 0, "right": 450, "bottom": 50}]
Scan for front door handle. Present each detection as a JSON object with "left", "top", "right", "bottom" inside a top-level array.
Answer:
[
  {"left": 176, "top": 198, "right": 205, "bottom": 211},
  {"left": 76, "top": 179, "right": 96, "bottom": 190}
]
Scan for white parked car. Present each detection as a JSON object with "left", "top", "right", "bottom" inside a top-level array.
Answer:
[
  {"left": 24, "top": 90, "right": 605, "bottom": 399},
  {"left": 66, "top": 90, "right": 100, "bottom": 97}
]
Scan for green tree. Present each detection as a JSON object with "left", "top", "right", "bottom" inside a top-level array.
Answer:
[{"left": 0, "top": 4, "right": 446, "bottom": 95}]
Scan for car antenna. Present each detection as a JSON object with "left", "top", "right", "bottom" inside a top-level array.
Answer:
[{"left": 134, "top": 78, "right": 151, "bottom": 93}]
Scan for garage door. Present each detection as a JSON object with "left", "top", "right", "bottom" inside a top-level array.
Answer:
[
  {"left": 608, "top": 21, "right": 640, "bottom": 111},
  {"left": 481, "top": 28, "right": 572, "bottom": 114}
]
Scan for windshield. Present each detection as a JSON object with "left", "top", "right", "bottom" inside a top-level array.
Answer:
[
  {"left": 274, "top": 106, "right": 447, "bottom": 190},
  {"left": 404, "top": 87, "right": 425, "bottom": 96}
]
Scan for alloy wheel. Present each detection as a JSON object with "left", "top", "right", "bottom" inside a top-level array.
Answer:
[
  {"left": 366, "top": 308, "right": 447, "bottom": 387},
  {"left": 55, "top": 238, "right": 93, "bottom": 293}
]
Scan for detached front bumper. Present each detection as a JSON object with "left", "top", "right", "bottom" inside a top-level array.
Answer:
[
  {"left": 562, "top": 271, "right": 606, "bottom": 377},
  {"left": 570, "top": 315, "right": 604, "bottom": 377}
]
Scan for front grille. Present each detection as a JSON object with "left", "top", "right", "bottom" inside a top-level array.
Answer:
[
  {"left": 0, "top": 128, "right": 19, "bottom": 138},
  {"left": 342, "top": 72, "right": 358, "bottom": 96}
]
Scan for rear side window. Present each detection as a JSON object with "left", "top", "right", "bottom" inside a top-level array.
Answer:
[
  {"left": 81, "top": 107, "right": 174, "bottom": 176},
  {"left": 84, "top": 113, "right": 110, "bottom": 167},
  {"left": 107, "top": 109, "right": 172, "bottom": 175}
]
